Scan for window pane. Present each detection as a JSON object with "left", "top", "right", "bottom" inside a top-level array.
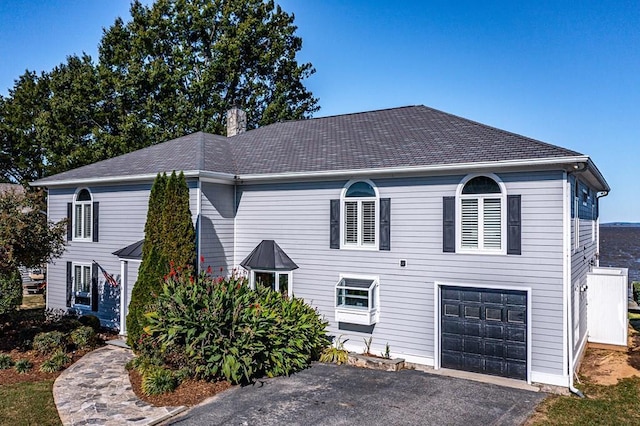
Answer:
[
  {"left": 483, "top": 198, "right": 501, "bottom": 249},
  {"left": 76, "top": 189, "right": 92, "bottom": 201},
  {"left": 345, "top": 181, "right": 375, "bottom": 198},
  {"left": 84, "top": 204, "right": 92, "bottom": 239},
  {"left": 255, "top": 272, "right": 275, "bottom": 291},
  {"left": 83, "top": 266, "right": 91, "bottom": 293},
  {"left": 279, "top": 274, "right": 289, "bottom": 296},
  {"left": 462, "top": 176, "right": 501, "bottom": 194},
  {"left": 74, "top": 204, "right": 83, "bottom": 238},
  {"left": 344, "top": 201, "right": 358, "bottom": 244},
  {"left": 461, "top": 199, "right": 479, "bottom": 248},
  {"left": 74, "top": 266, "right": 82, "bottom": 292},
  {"left": 362, "top": 201, "right": 375, "bottom": 244}
]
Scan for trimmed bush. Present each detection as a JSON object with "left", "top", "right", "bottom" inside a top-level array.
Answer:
[
  {"left": 633, "top": 282, "right": 640, "bottom": 304},
  {"left": 143, "top": 269, "right": 328, "bottom": 385},
  {"left": 141, "top": 367, "right": 178, "bottom": 395},
  {"left": 14, "top": 359, "right": 33, "bottom": 373},
  {"left": 78, "top": 315, "right": 101, "bottom": 331},
  {"left": 0, "top": 267, "right": 22, "bottom": 316},
  {"left": 40, "top": 349, "right": 71, "bottom": 373},
  {"left": 70, "top": 326, "right": 96, "bottom": 349},
  {"left": 33, "top": 331, "right": 67, "bottom": 355},
  {"left": 0, "top": 353, "right": 14, "bottom": 369}
]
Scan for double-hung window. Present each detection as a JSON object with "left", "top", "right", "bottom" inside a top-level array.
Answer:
[
  {"left": 74, "top": 189, "right": 93, "bottom": 240},
  {"left": 458, "top": 175, "right": 505, "bottom": 253},
  {"left": 73, "top": 263, "right": 92, "bottom": 306},
  {"left": 335, "top": 275, "right": 379, "bottom": 325},
  {"left": 342, "top": 181, "right": 378, "bottom": 249}
]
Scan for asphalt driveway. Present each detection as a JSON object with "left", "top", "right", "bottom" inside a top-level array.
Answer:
[{"left": 167, "top": 363, "right": 546, "bottom": 426}]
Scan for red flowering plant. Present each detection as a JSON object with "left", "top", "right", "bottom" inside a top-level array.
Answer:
[{"left": 141, "top": 261, "right": 328, "bottom": 385}]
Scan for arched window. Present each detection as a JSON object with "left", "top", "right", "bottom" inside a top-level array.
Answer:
[
  {"left": 342, "top": 180, "right": 378, "bottom": 248},
  {"left": 74, "top": 188, "right": 93, "bottom": 240},
  {"left": 458, "top": 175, "right": 505, "bottom": 252}
]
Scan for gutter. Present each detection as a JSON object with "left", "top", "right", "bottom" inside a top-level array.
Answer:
[{"left": 30, "top": 170, "right": 236, "bottom": 188}]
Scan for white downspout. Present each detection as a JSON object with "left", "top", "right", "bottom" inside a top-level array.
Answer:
[{"left": 119, "top": 260, "right": 128, "bottom": 336}]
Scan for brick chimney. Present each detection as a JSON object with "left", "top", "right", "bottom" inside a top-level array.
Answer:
[{"left": 226, "top": 107, "right": 247, "bottom": 137}]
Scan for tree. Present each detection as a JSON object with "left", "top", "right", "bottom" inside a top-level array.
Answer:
[
  {"left": 126, "top": 172, "right": 196, "bottom": 348},
  {"left": 97, "top": 0, "right": 319, "bottom": 145},
  {"left": 0, "top": 188, "right": 66, "bottom": 314}
]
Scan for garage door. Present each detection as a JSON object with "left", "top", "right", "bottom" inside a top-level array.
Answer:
[{"left": 440, "top": 286, "right": 527, "bottom": 380}]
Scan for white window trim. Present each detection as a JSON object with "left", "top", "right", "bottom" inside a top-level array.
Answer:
[
  {"left": 73, "top": 187, "right": 93, "bottom": 242},
  {"left": 72, "top": 262, "right": 92, "bottom": 307},
  {"left": 340, "top": 179, "right": 380, "bottom": 251},
  {"left": 334, "top": 273, "right": 380, "bottom": 325},
  {"left": 248, "top": 269, "right": 293, "bottom": 297},
  {"left": 455, "top": 173, "right": 507, "bottom": 255}
]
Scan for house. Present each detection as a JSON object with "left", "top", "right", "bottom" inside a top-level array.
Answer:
[{"left": 32, "top": 105, "right": 610, "bottom": 389}]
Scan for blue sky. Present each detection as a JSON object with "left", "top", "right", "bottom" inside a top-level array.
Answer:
[{"left": 1, "top": 1, "right": 638, "bottom": 222}]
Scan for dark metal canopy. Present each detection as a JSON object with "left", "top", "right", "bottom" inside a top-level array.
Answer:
[
  {"left": 112, "top": 240, "right": 144, "bottom": 260},
  {"left": 240, "top": 240, "right": 298, "bottom": 271}
]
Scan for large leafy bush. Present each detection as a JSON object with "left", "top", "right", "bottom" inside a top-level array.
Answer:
[{"left": 142, "top": 269, "right": 328, "bottom": 385}]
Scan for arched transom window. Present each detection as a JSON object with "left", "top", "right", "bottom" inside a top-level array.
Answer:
[
  {"left": 458, "top": 175, "right": 505, "bottom": 252},
  {"left": 74, "top": 188, "right": 93, "bottom": 240},
  {"left": 342, "top": 180, "right": 378, "bottom": 248}
]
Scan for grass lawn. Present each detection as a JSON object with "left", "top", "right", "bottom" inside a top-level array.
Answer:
[
  {"left": 19, "top": 294, "right": 45, "bottom": 310},
  {"left": 0, "top": 380, "right": 61, "bottom": 426},
  {"left": 531, "top": 377, "right": 640, "bottom": 425}
]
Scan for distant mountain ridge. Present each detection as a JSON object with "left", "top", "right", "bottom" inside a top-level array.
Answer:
[{"left": 601, "top": 222, "right": 640, "bottom": 228}]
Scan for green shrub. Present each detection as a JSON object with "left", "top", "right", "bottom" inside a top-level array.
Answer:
[
  {"left": 70, "top": 326, "right": 96, "bottom": 349},
  {"left": 40, "top": 349, "right": 71, "bottom": 373},
  {"left": 14, "top": 359, "right": 33, "bottom": 373},
  {"left": 0, "top": 354, "right": 14, "bottom": 369},
  {"left": 633, "top": 282, "right": 640, "bottom": 303},
  {"left": 33, "top": 331, "right": 67, "bottom": 355},
  {"left": 78, "top": 315, "right": 101, "bottom": 331},
  {"left": 0, "top": 267, "right": 22, "bottom": 316},
  {"left": 144, "top": 269, "right": 328, "bottom": 385},
  {"left": 141, "top": 367, "right": 178, "bottom": 395},
  {"left": 17, "top": 326, "right": 42, "bottom": 350}
]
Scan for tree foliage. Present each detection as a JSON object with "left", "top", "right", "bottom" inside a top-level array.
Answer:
[
  {"left": 0, "top": 0, "right": 318, "bottom": 184},
  {"left": 0, "top": 188, "right": 66, "bottom": 273},
  {"left": 127, "top": 172, "right": 195, "bottom": 348}
]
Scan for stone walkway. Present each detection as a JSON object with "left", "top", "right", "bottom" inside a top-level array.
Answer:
[{"left": 53, "top": 345, "right": 186, "bottom": 426}]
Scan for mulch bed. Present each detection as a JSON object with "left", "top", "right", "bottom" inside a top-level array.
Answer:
[{"left": 128, "top": 368, "right": 232, "bottom": 407}]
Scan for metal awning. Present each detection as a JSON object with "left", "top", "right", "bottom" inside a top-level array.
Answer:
[
  {"left": 112, "top": 240, "right": 144, "bottom": 260},
  {"left": 240, "top": 240, "right": 298, "bottom": 271}
]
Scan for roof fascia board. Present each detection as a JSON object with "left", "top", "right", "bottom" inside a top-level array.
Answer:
[
  {"left": 237, "top": 156, "right": 592, "bottom": 184},
  {"left": 31, "top": 170, "right": 235, "bottom": 187}
]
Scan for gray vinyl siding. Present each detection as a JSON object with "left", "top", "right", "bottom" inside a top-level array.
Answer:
[
  {"left": 570, "top": 188, "right": 598, "bottom": 357},
  {"left": 199, "top": 182, "right": 235, "bottom": 273},
  {"left": 234, "top": 170, "right": 566, "bottom": 377},
  {"left": 47, "top": 180, "right": 199, "bottom": 329}
]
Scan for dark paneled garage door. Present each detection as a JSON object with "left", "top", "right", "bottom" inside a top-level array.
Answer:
[{"left": 441, "top": 286, "right": 527, "bottom": 380}]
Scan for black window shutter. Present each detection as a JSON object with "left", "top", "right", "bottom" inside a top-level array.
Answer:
[
  {"left": 507, "top": 195, "right": 522, "bottom": 255},
  {"left": 66, "top": 262, "right": 73, "bottom": 307},
  {"left": 91, "top": 263, "right": 99, "bottom": 312},
  {"left": 443, "top": 197, "right": 455, "bottom": 253},
  {"left": 330, "top": 199, "right": 340, "bottom": 249},
  {"left": 379, "top": 198, "right": 391, "bottom": 251},
  {"left": 92, "top": 202, "right": 99, "bottom": 242},
  {"left": 66, "top": 203, "right": 73, "bottom": 241}
]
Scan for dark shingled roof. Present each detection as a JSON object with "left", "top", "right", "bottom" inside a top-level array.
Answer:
[
  {"left": 240, "top": 240, "right": 299, "bottom": 271},
  {"left": 112, "top": 240, "right": 144, "bottom": 260},
  {"left": 33, "top": 105, "right": 584, "bottom": 185}
]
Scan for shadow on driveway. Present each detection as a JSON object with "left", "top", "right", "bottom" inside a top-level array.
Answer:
[{"left": 167, "top": 363, "right": 545, "bottom": 426}]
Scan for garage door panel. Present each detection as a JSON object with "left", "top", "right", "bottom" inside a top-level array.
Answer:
[
  {"left": 441, "top": 286, "right": 527, "bottom": 381},
  {"left": 485, "top": 323, "right": 505, "bottom": 339}
]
